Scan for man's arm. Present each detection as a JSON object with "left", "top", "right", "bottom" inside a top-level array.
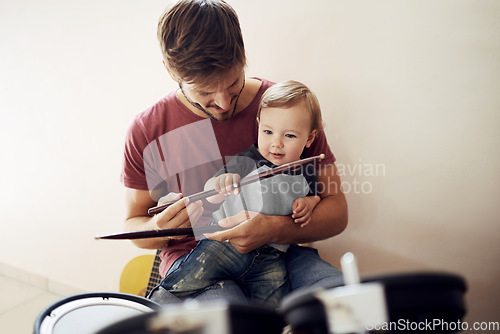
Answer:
[
  {"left": 124, "top": 187, "right": 204, "bottom": 249},
  {"left": 206, "top": 163, "right": 348, "bottom": 253}
]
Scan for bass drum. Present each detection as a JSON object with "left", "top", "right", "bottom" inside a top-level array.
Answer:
[
  {"left": 281, "top": 272, "right": 467, "bottom": 334},
  {"left": 33, "top": 292, "right": 160, "bottom": 334}
]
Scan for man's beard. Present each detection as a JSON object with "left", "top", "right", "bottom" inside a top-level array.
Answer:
[{"left": 179, "top": 79, "right": 245, "bottom": 122}]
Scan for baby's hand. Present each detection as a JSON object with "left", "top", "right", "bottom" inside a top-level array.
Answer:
[
  {"left": 292, "top": 196, "right": 321, "bottom": 228},
  {"left": 213, "top": 173, "right": 241, "bottom": 196}
]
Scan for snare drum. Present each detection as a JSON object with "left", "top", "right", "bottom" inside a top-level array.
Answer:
[{"left": 33, "top": 292, "right": 160, "bottom": 334}]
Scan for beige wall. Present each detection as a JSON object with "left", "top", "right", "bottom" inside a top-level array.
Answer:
[{"left": 1, "top": 0, "right": 498, "bottom": 324}]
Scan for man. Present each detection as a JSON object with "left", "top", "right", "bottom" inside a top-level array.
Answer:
[{"left": 121, "top": 0, "right": 348, "bottom": 304}]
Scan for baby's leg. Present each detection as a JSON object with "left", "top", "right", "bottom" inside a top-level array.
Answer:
[
  {"left": 238, "top": 246, "right": 290, "bottom": 309},
  {"left": 160, "top": 239, "right": 254, "bottom": 298}
]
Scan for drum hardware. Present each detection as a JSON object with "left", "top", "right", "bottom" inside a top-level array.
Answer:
[
  {"left": 281, "top": 253, "right": 467, "bottom": 334},
  {"left": 147, "top": 300, "right": 231, "bottom": 333},
  {"left": 280, "top": 252, "right": 387, "bottom": 334},
  {"left": 314, "top": 252, "right": 388, "bottom": 333}
]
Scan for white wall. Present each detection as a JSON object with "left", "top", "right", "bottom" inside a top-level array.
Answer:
[{"left": 1, "top": 0, "right": 499, "bottom": 324}]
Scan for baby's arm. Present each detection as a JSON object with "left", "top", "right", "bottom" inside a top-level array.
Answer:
[
  {"left": 292, "top": 195, "right": 321, "bottom": 228},
  {"left": 204, "top": 173, "right": 241, "bottom": 204}
]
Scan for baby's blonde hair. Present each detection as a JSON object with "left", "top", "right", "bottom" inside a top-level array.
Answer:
[{"left": 258, "top": 80, "right": 324, "bottom": 132}]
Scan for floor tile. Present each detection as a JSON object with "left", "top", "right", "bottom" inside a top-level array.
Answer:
[
  {"left": 0, "top": 276, "right": 46, "bottom": 314},
  {"left": 0, "top": 291, "right": 63, "bottom": 334}
]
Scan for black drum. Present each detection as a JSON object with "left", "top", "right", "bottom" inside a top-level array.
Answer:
[
  {"left": 95, "top": 301, "right": 284, "bottom": 334},
  {"left": 33, "top": 292, "right": 160, "bottom": 334},
  {"left": 281, "top": 272, "right": 467, "bottom": 334}
]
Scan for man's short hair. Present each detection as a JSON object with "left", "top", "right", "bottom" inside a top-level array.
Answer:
[
  {"left": 158, "top": 0, "right": 246, "bottom": 87},
  {"left": 258, "top": 80, "right": 325, "bottom": 132}
]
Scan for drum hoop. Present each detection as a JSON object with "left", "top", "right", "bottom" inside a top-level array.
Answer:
[{"left": 39, "top": 296, "right": 156, "bottom": 333}]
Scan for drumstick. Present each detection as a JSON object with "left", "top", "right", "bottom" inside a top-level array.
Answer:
[
  {"left": 96, "top": 153, "right": 324, "bottom": 241},
  {"left": 95, "top": 226, "right": 225, "bottom": 240},
  {"left": 147, "top": 153, "right": 325, "bottom": 216}
]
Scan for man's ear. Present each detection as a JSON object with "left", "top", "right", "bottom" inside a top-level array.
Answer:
[
  {"left": 162, "top": 60, "right": 177, "bottom": 82},
  {"left": 305, "top": 130, "right": 318, "bottom": 148}
]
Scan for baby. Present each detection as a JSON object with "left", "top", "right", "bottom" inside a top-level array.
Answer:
[{"left": 159, "top": 80, "right": 325, "bottom": 308}]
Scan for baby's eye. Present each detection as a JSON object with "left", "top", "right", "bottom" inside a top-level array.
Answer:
[
  {"left": 285, "top": 133, "right": 297, "bottom": 138},
  {"left": 263, "top": 130, "right": 272, "bottom": 135}
]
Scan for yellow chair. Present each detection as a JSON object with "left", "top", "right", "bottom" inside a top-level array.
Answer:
[{"left": 119, "top": 253, "right": 160, "bottom": 297}]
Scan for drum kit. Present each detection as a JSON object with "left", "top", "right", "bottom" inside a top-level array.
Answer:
[{"left": 33, "top": 253, "right": 467, "bottom": 334}]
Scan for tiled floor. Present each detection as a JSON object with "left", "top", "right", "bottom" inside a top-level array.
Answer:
[{"left": 0, "top": 274, "right": 66, "bottom": 333}]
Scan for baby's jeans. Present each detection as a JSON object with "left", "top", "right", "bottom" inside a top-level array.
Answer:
[{"left": 159, "top": 239, "right": 289, "bottom": 309}]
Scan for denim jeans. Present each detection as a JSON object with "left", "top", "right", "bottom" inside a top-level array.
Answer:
[
  {"left": 149, "top": 243, "right": 342, "bottom": 307},
  {"left": 285, "top": 244, "right": 343, "bottom": 290},
  {"left": 155, "top": 239, "right": 288, "bottom": 308}
]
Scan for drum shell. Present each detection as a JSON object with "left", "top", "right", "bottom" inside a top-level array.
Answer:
[{"left": 33, "top": 292, "right": 160, "bottom": 334}]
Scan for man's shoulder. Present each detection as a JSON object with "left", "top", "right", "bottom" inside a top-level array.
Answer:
[
  {"left": 135, "top": 91, "right": 179, "bottom": 122},
  {"left": 250, "top": 77, "right": 274, "bottom": 90},
  {"left": 131, "top": 90, "right": 199, "bottom": 135}
]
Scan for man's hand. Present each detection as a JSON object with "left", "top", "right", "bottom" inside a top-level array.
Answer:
[
  {"left": 204, "top": 211, "right": 275, "bottom": 253},
  {"left": 153, "top": 193, "right": 203, "bottom": 239},
  {"left": 124, "top": 188, "right": 204, "bottom": 249}
]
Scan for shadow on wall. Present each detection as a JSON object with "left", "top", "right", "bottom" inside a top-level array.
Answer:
[{"left": 317, "top": 237, "right": 431, "bottom": 277}]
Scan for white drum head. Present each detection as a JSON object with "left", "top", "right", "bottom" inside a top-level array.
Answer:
[{"left": 39, "top": 295, "right": 158, "bottom": 334}]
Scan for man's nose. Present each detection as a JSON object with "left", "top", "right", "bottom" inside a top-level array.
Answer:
[{"left": 214, "top": 90, "right": 231, "bottom": 110}]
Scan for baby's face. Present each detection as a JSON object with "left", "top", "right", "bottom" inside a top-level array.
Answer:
[{"left": 257, "top": 101, "right": 316, "bottom": 166}]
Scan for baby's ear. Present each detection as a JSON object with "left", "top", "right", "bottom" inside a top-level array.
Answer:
[{"left": 305, "top": 130, "right": 317, "bottom": 148}]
